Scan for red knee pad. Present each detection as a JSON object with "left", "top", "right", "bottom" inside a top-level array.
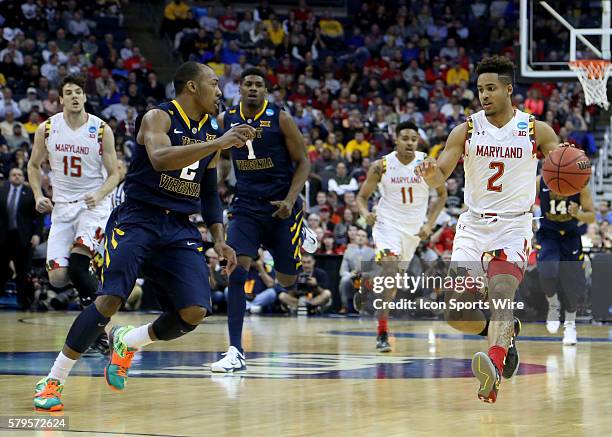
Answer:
[{"left": 487, "top": 259, "right": 524, "bottom": 283}]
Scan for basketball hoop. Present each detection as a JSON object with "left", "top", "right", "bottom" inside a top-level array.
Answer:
[{"left": 568, "top": 60, "right": 612, "bottom": 110}]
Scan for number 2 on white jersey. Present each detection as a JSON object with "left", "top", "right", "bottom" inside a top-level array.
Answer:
[{"left": 487, "top": 161, "right": 504, "bottom": 192}]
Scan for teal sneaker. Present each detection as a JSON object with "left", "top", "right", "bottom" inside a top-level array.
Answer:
[
  {"left": 33, "top": 377, "right": 64, "bottom": 411},
  {"left": 104, "top": 325, "right": 137, "bottom": 391}
]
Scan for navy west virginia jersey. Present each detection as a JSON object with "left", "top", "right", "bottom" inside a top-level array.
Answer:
[
  {"left": 124, "top": 100, "right": 220, "bottom": 214},
  {"left": 539, "top": 177, "right": 584, "bottom": 235},
  {"left": 224, "top": 100, "right": 294, "bottom": 201}
]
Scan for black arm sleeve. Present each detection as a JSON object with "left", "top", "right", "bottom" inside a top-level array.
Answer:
[{"left": 200, "top": 167, "right": 223, "bottom": 227}]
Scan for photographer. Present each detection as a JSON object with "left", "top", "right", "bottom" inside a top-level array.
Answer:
[
  {"left": 338, "top": 228, "right": 375, "bottom": 313},
  {"left": 233, "top": 249, "right": 277, "bottom": 314},
  {"left": 206, "top": 248, "right": 229, "bottom": 310},
  {"left": 278, "top": 253, "right": 332, "bottom": 314}
]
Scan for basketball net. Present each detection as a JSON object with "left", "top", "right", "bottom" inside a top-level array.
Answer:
[{"left": 569, "top": 60, "right": 612, "bottom": 110}]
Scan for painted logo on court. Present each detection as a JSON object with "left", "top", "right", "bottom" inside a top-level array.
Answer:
[{"left": 0, "top": 352, "right": 546, "bottom": 379}]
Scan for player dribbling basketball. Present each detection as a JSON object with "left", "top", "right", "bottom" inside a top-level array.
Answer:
[{"left": 416, "top": 56, "right": 561, "bottom": 403}]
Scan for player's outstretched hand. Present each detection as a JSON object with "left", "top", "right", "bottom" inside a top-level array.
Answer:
[
  {"left": 270, "top": 198, "right": 294, "bottom": 219},
  {"left": 415, "top": 156, "right": 438, "bottom": 179},
  {"left": 559, "top": 142, "right": 575, "bottom": 148},
  {"left": 364, "top": 212, "right": 376, "bottom": 226},
  {"left": 220, "top": 124, "right": 257, "bottom": 149},
  {"left": 568, "top": 201, "right": 580, "bottom": 218},
  {"left": 35, "top": 197, "right": 53, "bottom": 213},
  {"left": 215, "top": 241, "right": 237, "bottom": 275}
]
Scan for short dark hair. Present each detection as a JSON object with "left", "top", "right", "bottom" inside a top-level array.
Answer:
[
  {"left": 396, "top": 121, "right": 419, "bottom": 136},
  {"left": 240, "top": 67, "right": 266, "bottom": 83},
  {"left": 173, "top": 61, "right": 207, "bottom": 95},
  {"left": 476, "top": 55, "right": 515, "bottom": 84},
  {"left": 60, "top": 75, "right": 86, "bottom": 96},
  {"left": 302, "top": 253, "right": 315, "bottom": 261}
]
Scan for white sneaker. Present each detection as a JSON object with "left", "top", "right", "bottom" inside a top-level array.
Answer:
[
  {"left": 301, "top": 222, "right": 318, "bottom": 254},
  {"left": 210, "top": 346, "right": 246, "bottom": 373},
  {"left": 250, "top": 304, "right": 262, "bottom": 314},
  {"left": 546, "top": 303, "right": 561, "bottom": 334},
  {"left": 562, "top": 322, "right": 577, "bottom": 346}
]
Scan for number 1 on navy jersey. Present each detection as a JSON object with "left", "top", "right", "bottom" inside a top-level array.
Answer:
[{"left": 245, "top": 139, "right": 256, "bottom": 159}]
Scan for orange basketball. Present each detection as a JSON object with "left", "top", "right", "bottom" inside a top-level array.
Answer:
[{"left": 542, "top": 147, "right": 591, "bottom": 196}]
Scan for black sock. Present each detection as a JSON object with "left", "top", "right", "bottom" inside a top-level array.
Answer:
[
  {"left": 68, "top": 253, "right": 98, "bottom": 305},
  {"left": 227, "top": 266, "right": 247, "bottom": 353}
]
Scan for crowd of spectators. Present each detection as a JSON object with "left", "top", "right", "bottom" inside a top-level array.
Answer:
[{"left": 1, "top": 0, "right": 611, "bottom": 315}]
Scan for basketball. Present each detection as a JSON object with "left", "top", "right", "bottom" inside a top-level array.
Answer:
[{"left": 542, "top": 147, "right": 591, "bottom": 196}]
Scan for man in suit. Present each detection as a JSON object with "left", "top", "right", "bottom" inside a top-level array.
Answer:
[{"left": 0, "top": 167, "right": 42, "bottom": 309}]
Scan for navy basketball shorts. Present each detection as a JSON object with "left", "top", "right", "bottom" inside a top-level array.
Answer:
[
  {"left": 99, "top": 200, "right": 212, "bottom": 312},
  {"left": 226, "top": 196, "right": 303, "bottom": 275}
]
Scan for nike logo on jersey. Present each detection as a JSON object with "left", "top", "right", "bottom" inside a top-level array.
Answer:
[
  {"left": 230, "top": 122, "right": 239, "bottom": 127},
  {"left": 187, "top": 242, "right": 197, "bottom": 246},
  {"left": 174, "top": 129, "right": 183, "bottom": 134},
  {"left": 542, "top": 188, "right": 550, "bottom": 192},
  {"left": 572, "top": 249, "right": 580, "bottom": 255}
]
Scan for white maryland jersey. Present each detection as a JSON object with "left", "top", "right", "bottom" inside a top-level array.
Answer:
[
  {"left": 45, "top": 113, "right": 107, "bottom": 202},
  {"left": 463, "top": 109, "right": 538, "bottom": 214},
  {"left": 376, "top": 151, "right": 430, "bottom": 234}
]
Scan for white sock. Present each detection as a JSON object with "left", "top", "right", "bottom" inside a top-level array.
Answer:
[
  {"left": 48, "top": 352, "right": 77, "bottom": 384},
  {"left": 122, "top": 324, "right": 154, "bottom": 349},
  {"left": 546, "top": 294, "right": 560, "bottom": 307},
  {"left": 565, "top": 311, "right": 576, "bottom": 325}
]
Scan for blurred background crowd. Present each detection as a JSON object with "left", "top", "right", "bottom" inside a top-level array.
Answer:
[{"left": 0, "top": 0, "right": 610, "bottom": 318}]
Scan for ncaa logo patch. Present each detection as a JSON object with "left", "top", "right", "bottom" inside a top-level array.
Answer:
[
  {"left": 517, "top": 121, "right": 528, "bottom": 129},
  {"left": 89, "top": 126, "right": 97, "bottom": 133},
  {"left": 265, "top": 108, "right": 274, "bottom": 116},
  {"left": 211, "top": 118, "right": 218, "bottom": 130}
]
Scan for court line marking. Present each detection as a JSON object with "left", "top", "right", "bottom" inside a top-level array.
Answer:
[{"left": 326, "top": 330, "right": 612, "bottom": 343}]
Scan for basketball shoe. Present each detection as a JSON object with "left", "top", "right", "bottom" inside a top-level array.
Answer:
[
  {"left": 211, "top": 346, "right": 247, "bottom": 373},
  {"left": 33, "top": 377, "right": 64, "bottom": 411},
  {"left": 83, "top": 332, "right": 110, "bottom": 357},
  {"left": 301, "top": 221, "right": 318, "bottom": 254},
  {"left": 562, "top": 321, "right": 577, "bottom": 345},
  {"left": 104, "top": 325, "right": 137, "bottom": 391},
  {"left": 376, "top": 332, "right": 392, "bottom": 353},
  {"left": 546, "top": 300, "right": 561, "bottom": 333},
  {"left": 471, "top": 352, "right": 501, "bottom": 403},
  {"left": 502, "top": 317, "right": 521, "bottom": 379}
]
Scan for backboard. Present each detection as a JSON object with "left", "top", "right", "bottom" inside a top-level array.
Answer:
[{"left": 519, "top": 0, "right": 612, "bottom": 80}]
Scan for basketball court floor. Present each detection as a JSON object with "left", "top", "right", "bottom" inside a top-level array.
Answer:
[{"left": 1, "top": 311, "right": 612, "bottom": 436}]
